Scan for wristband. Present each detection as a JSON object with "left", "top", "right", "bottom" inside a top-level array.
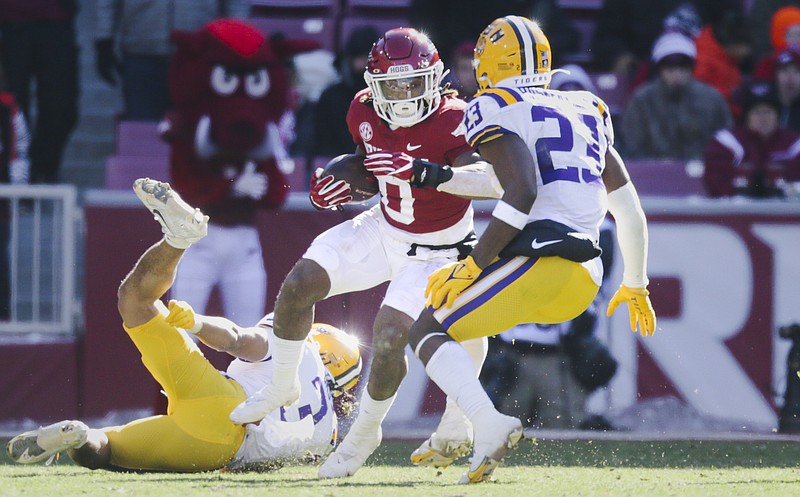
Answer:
[
  {"left": 492, "top": 200, "right": 529, "bottom": 229},
  {"left": 188, "top": 319, "right": 203, "bottom": 335},
  {"left": 411, "top": 159, "right": 453, "bottom": 188}
]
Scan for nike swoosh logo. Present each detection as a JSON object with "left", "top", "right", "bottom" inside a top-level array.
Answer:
[
  {"left": 446, "top": 265, "right": 473, "bottom": 281},
  {"left": 530, "top": 238, "right": 561, "bottom": 250},
  {"left": 152, "top": 209, "right": 174, "bottom": 234},
  {"left": 406, "top": 143, "right": 422, "bottom": 151}
]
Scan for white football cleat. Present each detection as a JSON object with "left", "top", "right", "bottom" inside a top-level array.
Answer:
[
  {"left": 229, "top": 381, "right": 300, "bottom": 425},
  {"left": 6, "top": 420, "right": 89, "bottom": 464},
  {"left": 410, "top": 408, "right": 472, "bottom": 468},
  {"left": 133, "top": 178, "right": 208, "bottom": 249},
  {"left": 317, "top": 426, "right": 382, "bottom": 478},
  {"left": 410, "top": 435, "right": 472, "bottom": 468},
  {"left": 459, "top": 411, "right": 523, "bottom": 484}
]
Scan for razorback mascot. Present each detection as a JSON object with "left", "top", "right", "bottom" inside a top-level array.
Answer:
[{"left": 160, "top": 19, "right": 293, "bottom": 329}]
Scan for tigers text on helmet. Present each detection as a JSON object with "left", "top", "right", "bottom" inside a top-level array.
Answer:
[
  {"left": 473, "top": 16, "right": 553, "bottom": 90},
  {"left": 308, "top": 323, "right": 362, "bottom": 395},
  {"left": 364, "top": 27, "right": 444, "bottom": 128}
]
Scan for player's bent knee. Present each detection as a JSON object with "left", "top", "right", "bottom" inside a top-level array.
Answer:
[
  {"left": 277, "top": 259, "right": 330, "bottom": 307},
  {"left": 408, "top": 312, "right": 438, "bottom": 350},
  {"left": 372, "top": 324, "right": 408, "bottom": 357}
]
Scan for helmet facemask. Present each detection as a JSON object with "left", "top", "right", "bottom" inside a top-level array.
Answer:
[{"left": 365, "top": 60, "right": 444, "bottom": 127}]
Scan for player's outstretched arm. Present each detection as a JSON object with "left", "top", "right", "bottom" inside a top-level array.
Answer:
[
  {"left": 165, "top": 300, "right": 269, "bottom": 360},
  {"left": 602, "top": 146, "right": 657, "bottom": 336},
  {"left": 436, "top": 151, "right": 503, "bottom": 199},
  {"left": 364, "top": 149, "right": 502, "bottom": 199}
]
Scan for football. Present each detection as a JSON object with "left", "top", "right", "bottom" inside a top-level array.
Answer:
[{"left": 321, "top": 154, "right": 379, "bottom": 203}]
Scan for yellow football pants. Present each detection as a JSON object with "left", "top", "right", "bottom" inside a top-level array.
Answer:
[
  {"left": 103, "top": 313, "right": 246, "bottom": 472},
  {"left": 432, "top": 256, "right": 600, "bottom": 342}
]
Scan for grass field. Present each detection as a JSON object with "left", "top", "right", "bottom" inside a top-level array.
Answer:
[{"left": 2, "top": 438, "right": 799, "bottom": 496}]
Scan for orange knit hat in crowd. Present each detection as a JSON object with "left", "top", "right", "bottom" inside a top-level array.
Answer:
[{"left": 771, "top": 6, "right": 800, "bottom": 51}]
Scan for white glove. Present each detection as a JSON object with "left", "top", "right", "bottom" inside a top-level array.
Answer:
[
  {"left": 232, "top": 162, "right": 268, "bottom": 199},
  {"left": 9, "top": 158, "right": 30, "bottom": 185}
]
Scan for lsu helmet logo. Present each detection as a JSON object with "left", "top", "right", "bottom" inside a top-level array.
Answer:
[{"left": 473, "top": 15, "right": 553, "bottom": 90}]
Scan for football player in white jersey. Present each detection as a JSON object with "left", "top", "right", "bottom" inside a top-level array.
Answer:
[
  {"left": 407, "top": 16, "right": 657, "bottom": 483},
  {"left": 6, "top": 179, "right": 361, "bottom": 472}
]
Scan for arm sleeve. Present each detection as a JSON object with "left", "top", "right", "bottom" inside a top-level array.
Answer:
[
  {"left": 436, "top": 164, "right": 503, "bottom": 199},
  {"left": 607, "top": 182, "right": 648, "bottom": 288}
]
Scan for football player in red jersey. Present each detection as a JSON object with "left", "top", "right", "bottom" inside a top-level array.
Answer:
[{"left": 229, "top": 27, "right": 503, "bottom": 478}]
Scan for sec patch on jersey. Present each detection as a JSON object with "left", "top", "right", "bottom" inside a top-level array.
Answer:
[{"left": 322, "top": 154, "right": 378, "bottom": 203}]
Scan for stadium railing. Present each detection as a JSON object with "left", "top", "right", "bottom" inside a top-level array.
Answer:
[{"left": 0, "top": 184, "right": 79, "bottom": 335}]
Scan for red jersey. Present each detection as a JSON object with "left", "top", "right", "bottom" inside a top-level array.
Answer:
[
  {"left": 703, "top": 126, "right": 800, "bottom": 198},
  {"left": 346, "top": 90, "right": 473, "bottom": 235}
]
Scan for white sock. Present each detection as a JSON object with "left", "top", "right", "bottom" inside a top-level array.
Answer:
[
  {"left": 426, "top": 341, "right": 495, "bottom": 420},
  {"left": 270, "top": 333, "right": 305, "bottom": 389},
  {"left": 350, "top": 390, "right": 396, "bottom": 436},
  {"left": 460, "top": 336, "right": 489, "bottom": 375},
  {"left": 438, "top": 337, "right": 489, "bottom": 429}
]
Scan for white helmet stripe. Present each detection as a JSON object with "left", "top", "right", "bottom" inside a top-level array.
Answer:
[{"left": 506, "top": 15, "right": 537, "bottom": 76}]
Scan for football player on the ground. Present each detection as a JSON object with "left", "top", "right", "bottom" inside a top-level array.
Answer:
[
  {"left": 408, "top": 16, "right": 657, "bottom": 483},
  {"left": 228, "top": 28, "right": 503, "bottom": 479},
  {"left": 6, "top": 179, "right": 361, "bottom": 472}
]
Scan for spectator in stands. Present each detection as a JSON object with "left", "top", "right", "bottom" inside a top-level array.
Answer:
[
  {"left": 754, "top": 6, "right": 800, "bottom": 80},
  {"left": 445, "top": 41, "right": 481, "bottom": 102},
  {"left": 0, "top": 0, "right": 78, "bottom": 184},
  {"left": 774, "top": 48, "right": 800, "bottom": 130},
  {"left": 750, "top": 0, "right": 800, "bottom": 61},
  {"left": 0, "top": 64, "right": 31, "bottom": 320},
  {"left": 410, "top": 0, "right": 579, "bottom": 69},
  {"left": 591, "top": 0, "right": 741, "bottom": 76},
  {"left": 284, "top": 44, "right": 338, "bottom": 176},
  {"left": 621, "top": 32, "right": 732, "bottom": 160},
  {"left": 313, "top": 26, "right": 379, "bottom": 160},
  {"left": 550, "top": 64, "right": 598, "bottom": 93},
  {"left": 625, "top": 4, "right": 704, "bottom": 93},
  {"left": 704, "top": 81, "right": 800, "bottom": 198},
  {"left": 693, "top": 9, "right": 753, "bottom": 117},
  {"left": 94, "top": 0, "right": 250, "bottom": 121}
]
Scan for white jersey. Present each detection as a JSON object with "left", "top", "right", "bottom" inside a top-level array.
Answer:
[
  {"left": 464, "top": 86, "right": 613, "bottom": 241},
  {"left": 225, "top": 314, "right": 337, "bottom": 469}
]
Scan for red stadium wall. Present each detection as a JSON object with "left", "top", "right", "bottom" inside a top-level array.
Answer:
[{"left": 0, "top": 339, "right": 79, "bottom": 421}]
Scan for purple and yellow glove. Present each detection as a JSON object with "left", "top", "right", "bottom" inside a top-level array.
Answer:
[
  {"left": 425, "top": 256, "right": 483, "bottom": 309},
  {"left": 606, "top": 285, "right": 656, "bottom": 336},
  {"left": 165, "top": 299, "right": 203, "bottom": 334}
]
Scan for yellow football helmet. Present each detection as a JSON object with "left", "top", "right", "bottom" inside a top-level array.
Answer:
[
  {"left": 308, "top": 323, "right": 362, "bottom": 394},
  {"left": 473, "top": 15, "right": 553, "bottom": 90}
]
